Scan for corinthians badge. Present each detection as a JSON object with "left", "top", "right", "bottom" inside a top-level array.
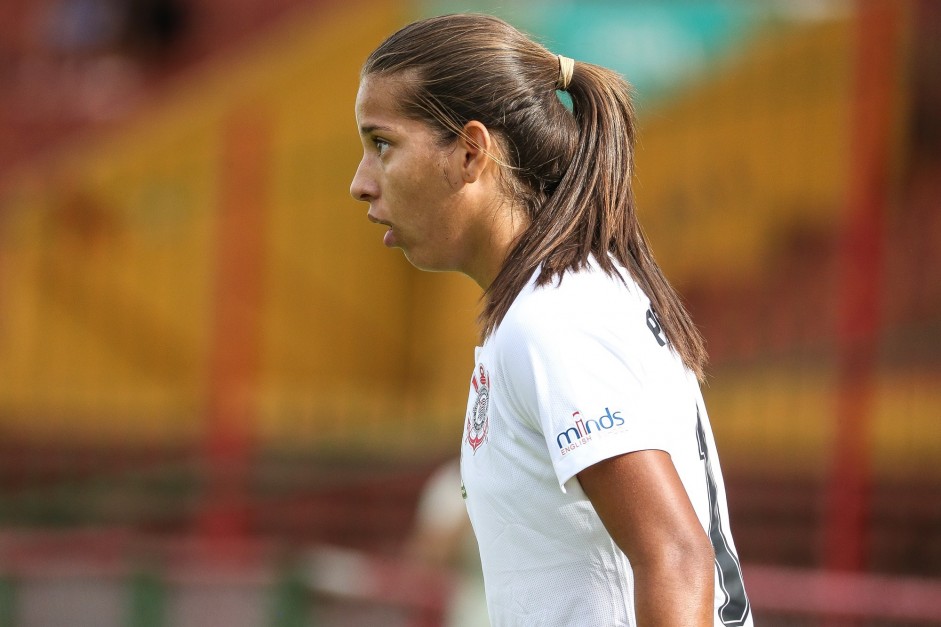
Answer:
[{"left": 466, "top": 364, "right": 490, "bottom": 452}]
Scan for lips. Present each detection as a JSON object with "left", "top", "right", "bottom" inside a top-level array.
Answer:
[{"left": 367, "top": 212, "right": 396, "bottom": 248}]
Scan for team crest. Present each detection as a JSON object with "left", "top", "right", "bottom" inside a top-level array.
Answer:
[{"left": 466, "top": 364, "right": 490, "bottom": 452}]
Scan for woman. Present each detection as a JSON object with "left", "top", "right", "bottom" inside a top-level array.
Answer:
[{"left": 350, "top": 13, "right": 751, "bottom": 627}]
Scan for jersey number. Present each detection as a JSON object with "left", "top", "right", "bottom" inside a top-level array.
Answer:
[
  {"left": 646, "top": 308, "right": 667, "bottom": 347},
  {"left": 696, "top": 411, "right": 751, "bottom": 626}
]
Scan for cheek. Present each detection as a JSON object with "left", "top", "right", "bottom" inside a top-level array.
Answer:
[
  {"left": 387, "top": 148, "right": 460, "bottom": 229},
  {"left": 416, "top": 186, "right": 460, "bottom": 238},
  {"left": 396, "top": 171, "right": 452, "bottom": 223}
]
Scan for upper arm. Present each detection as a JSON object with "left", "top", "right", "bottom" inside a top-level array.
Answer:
[
  {"left": 578, "top": 449, "right": 715, "bottom": 625},
  {"left": 577, "top": 449, "right": 709, "bottom": 564}
]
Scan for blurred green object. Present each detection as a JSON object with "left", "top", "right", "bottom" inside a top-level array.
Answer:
[
  {"left": 127, "top": 567, "right": 165, "bottom": 627},
  {"left": 0, "top": 576, "right": 14, "bottom": 627},
  {"left": 269, "top": 560, "right": 309, "bottom": 627},
  {"left": 419, "top": 0, "right": 769, "bottom": 104}
]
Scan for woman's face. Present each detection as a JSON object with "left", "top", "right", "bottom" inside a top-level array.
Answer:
[{"left": 350, "top": 74, "right": 477, "bottom": 273}]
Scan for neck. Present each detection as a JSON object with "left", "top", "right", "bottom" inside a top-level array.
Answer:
[{"left": 465, "top": 199, "right": 529, "bottom": 290}]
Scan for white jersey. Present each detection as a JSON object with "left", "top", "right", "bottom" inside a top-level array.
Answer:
[{"left": 460, "top": 257, "right": 751, "bottom": 627}]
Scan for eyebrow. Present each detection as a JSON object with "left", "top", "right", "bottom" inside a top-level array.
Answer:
[{"left": 360, "top": 124, "right": 394, "bottom": 136}]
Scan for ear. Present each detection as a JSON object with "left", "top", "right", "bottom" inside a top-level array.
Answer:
[{"left": 458, "top": 121, "right": 494, "bottom": 184}]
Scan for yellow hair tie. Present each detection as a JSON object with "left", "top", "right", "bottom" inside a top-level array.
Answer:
[{"left": 556, "top": 55, "right": 574, "bottom": 90}]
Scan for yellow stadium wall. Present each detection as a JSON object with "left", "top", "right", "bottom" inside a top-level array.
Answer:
[
  {"left": 0, "top": 3, "right": 936, "bottom": 479},
  {"left": 0, "top": 0, "right": 481, "bottom": 454},
  {"left": 636, "top": 18, "right": 855, "bottom": 285},
  {"left": 633, "top": 13, "right": 938, "bottom": 480},
  {"left": 636, "top": 17, "right": 855, "bottom": 478}
]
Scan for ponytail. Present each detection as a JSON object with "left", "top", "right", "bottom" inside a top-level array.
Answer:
[{"left": 482, "top": 58, "right": 707, "bottom": 378}]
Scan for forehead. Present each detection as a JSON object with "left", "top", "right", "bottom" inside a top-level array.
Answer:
[{"left": 355, "top": 74, "right": 409, "bottom": 129}]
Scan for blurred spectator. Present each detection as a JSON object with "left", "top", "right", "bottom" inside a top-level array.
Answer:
[
  {"left": 404, "top": 459, "right": 489, "bottom": 627},
  {"left": 44, "top": 0, "right": 123, "bottom": 54},
  {"left": 0, "top": 0, "right": 193, "bottom": 175},
  {"left": 123, "top": 0, "right": 191, "bottom": 64}
]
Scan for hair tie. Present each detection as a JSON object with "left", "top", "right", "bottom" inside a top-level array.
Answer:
[{"left": 556, "top": 55, "right": 574, "bottom": 91}]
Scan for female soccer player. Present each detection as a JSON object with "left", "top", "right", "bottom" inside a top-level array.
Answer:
[{"left": 350, "top": 13, "right": 751, "bottom": 627}]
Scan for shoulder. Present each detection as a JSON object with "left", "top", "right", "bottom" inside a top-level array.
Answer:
[{"left": 496, "top": 259, "right": 646, "bottom": 346}]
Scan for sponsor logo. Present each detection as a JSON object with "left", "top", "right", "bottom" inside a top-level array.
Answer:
[
  {"left": 466, "top": 364, "right": 490, "bottom": 453},
  {"left": 556, "top": 407, "right": 626, "bottom": 456}
]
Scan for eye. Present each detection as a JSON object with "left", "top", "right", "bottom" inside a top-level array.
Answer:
[{"left": 373, "top": 137, "right": 390, "bottom": 156}]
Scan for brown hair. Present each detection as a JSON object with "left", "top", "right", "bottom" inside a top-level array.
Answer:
[{"left": 362, "top": 13, "right": 707, "bottom": 378}]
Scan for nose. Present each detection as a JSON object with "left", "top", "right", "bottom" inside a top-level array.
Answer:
[{"left": 350, "top": 158, "right": 376, "bottom": 202}]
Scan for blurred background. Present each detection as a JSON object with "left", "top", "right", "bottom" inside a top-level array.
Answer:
[{"left": 0, "top": 0, "right": 938, "bottom": 625}]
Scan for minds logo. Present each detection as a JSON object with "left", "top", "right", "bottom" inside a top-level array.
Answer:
[{"left": 556, "top": 408, "right": 626, "bottom": 456}]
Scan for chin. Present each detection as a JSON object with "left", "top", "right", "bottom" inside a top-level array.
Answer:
[{"left": 403, "top": 250, "right": 451, "bottom": 274}]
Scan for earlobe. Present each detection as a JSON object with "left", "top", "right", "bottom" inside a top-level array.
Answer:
[{"left": 460, "top": 121, "right": 493, "bottom": 184}]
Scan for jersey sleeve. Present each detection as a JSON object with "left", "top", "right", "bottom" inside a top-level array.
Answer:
[{"left": 497, "top": 288, "right": 682, "bottom": 491}]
